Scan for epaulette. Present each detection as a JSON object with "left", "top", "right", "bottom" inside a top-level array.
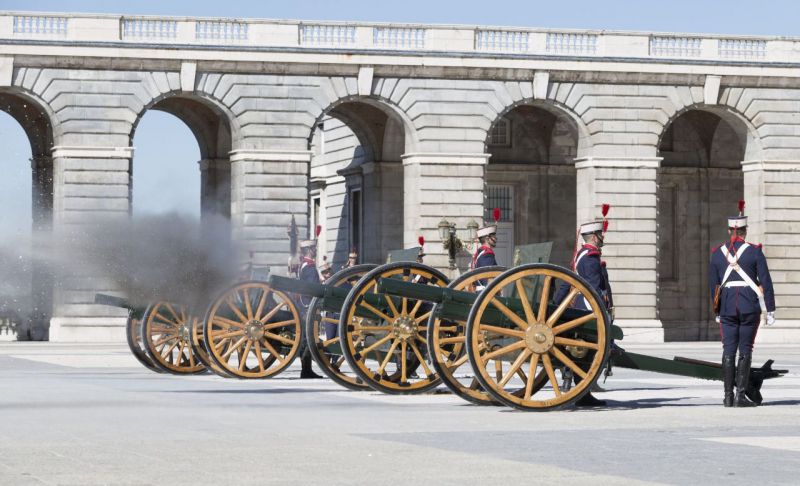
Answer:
[
  {"left": 600, "top": 260, "right": 607, "bottom": 267},
  {"left": 747, "top": 241, "right": 763, "bottom": 249},
  {"left": 585, "top": 251, "right": 601, "bottom": 258}
]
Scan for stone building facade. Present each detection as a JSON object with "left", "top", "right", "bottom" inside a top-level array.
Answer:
[{"left": 1, "top": 12, "right": 799, "bottom": 343}]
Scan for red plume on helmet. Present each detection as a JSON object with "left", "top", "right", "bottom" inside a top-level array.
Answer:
[
  {"left": 492, "top": 207, "right": 501, "bottom": 223},
  {"left": 315, "top": 224, "right": 322, "bottom": 238},
  {"left": 601, "top": 204, "right": 610, "bottom": 217},
  {"left": 418, "top": 235, "right": 425, "bottom": 247},
  {"left": 738, "top": 199, "right": 745, "bottom": 216}
]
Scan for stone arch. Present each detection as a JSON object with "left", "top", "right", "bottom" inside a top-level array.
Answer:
[
  {"left": 308, "top": 94, "right": 419, "bottom": 156},
  {"left": 656, "top": 104, "right": 756, "bottom": 341},
  {"left": 129, "top": 91, "right": 239, "bottom": 219},
  {"left": 483, "top": 99, "right": 589, "bottom": 267},
  {"left": 0, "top": 87, "right": 58, "bottom": 341},
  {"left": 307, "top": 95, "right": 415, "bottom": 266},
  {"left": 485, "top": 98, "right": 594, "bottom": 160},
  {"left": 657, "top": 103, "right": 764, "bottom": 163}
]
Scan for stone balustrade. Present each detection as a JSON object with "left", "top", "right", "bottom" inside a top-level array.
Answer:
[{"left": 2, "top": 11, "right": 799, "bottom": 63}]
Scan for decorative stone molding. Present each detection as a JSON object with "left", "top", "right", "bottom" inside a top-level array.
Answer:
[
  {"left": 703, "top": 75, "right": 721, "bottom": 105},
  {"left": 401, "top": 153, "right": 490, "bottom": 165},
  {"left": 741, "top": 159, "right": 800, "bottom": 172},
  {"left": 51, "top": 146, "right": 134, "bottom": 159},
  {"left": 0, "top": 56, "right": 12, "bottom": 86},
  {"left": 228, "top": 149, "right": 312, "bottom": 162},
  {"left": 180, "top": 61, "right": 196, "bottom": 93}
]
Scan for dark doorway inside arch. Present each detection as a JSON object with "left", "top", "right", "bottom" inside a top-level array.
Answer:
[
  {"left": 309, "top": 100, "right": 406, "bottom": 268},
  {"left": 0, "top": 92, "right": 54, "bottom": 341},
  {"left": 485, "top": 104, "right": 578, "bottom": 268},
  {"left": 657, "top": 109, "right": 746, "bottom": 341}
]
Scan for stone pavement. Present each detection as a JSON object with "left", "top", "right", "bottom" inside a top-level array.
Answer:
[{"left": 0, "top": 342, "right": 798, "bottom": 485}]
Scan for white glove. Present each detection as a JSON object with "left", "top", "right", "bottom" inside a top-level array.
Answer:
[
  {"left": 766, "top": 312, "right": 776, "bottom": 326},
  {"left": 715, "top": 315, "right": 721, "bottom": 324}
]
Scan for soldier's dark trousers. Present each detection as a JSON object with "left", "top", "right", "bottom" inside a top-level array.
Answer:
[{"left": 720, "top": 312, "right": 760, "bottom": 356}]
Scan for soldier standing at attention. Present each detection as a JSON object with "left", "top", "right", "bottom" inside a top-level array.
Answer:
[
  {"left": 472, "top": 208, "right": 502, "bottom": 271},
  {"left": 709, "top": 200, "right": 776, "bottom": 407},
  {"left": 554, "top": 204, "right": 613, "bottom": 407},
  {"left": 297, "top": 236, "right": 323, "bottom": 379}
]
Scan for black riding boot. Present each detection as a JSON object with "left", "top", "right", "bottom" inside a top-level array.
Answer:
[
  {"left": 734, "top": 353, "right": 757, "bottom": 407},
  {"left": 300, "top": 349, "right": 322, "bottom": 379},
  {"left": 722, "top": 354, "right": 735, "bottom": 407}
]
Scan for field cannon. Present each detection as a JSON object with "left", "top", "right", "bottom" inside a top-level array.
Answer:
[{"left": 377, "top": 263, "right": 786, "bottom": 410}]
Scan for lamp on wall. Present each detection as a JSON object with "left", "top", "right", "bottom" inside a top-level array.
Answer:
[{"left": 437, "top": 218, "right": 480, "bottom": 270}]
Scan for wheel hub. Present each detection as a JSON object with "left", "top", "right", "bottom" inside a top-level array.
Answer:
[
  {"left": 392, "top": 315, "right": 415, "bottom": 340},
  {"left": 178, "top": 323, "right": 191, "bottom": 342},
  {"left": 245, "top": 320, "right": 265, "bottom": 340},
  {"left": 524, "top": 323, "right": 554, "bottom": 354}
]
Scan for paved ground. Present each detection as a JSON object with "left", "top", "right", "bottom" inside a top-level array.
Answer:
[{"left": 0, "top": 342, "right": 798, "bottom": 485}]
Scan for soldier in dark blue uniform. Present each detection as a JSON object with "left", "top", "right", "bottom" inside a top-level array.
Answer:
[
  {"left": 297, "top": 239, "right": 323, "bottom": 379},
  {"left": 553, "top": 218, "right": 614, "bottom": 407},
  {"left": 471, "top": 224, "right": 499, "bottom": 289},
  {"left": 709, "top": 201, "right": 776, "bottom": 407}
]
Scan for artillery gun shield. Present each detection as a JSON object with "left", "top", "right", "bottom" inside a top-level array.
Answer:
[
  {"left": 140, "top": 302, "right": 207, "bottom": 375},
  {"left": 305, "top": 264, "right": 377, "bottom": 391},
  {"left": 465, "top": 264, "right": 611, "bottom": 411},
  {"left": 203, "top": 281, "right": 302, "bottom": 379},
  {"left": 338, "top": 262, "right": 448, "bottom": 394}
]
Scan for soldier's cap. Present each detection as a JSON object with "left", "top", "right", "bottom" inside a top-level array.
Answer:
[
  {"left": 299, "top": 239, "right": 317, "bottom": 249},
  {"left": 477, "top": 224, "right": 497, "bottom": 238},
  {"left": 728, "top": 216, "right": 747, "bottom": 229},
  {"left": 579, "top": 220, "right": 604, "bottom": 235}
]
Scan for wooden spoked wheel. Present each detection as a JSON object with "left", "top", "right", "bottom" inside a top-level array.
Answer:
[
  {"left": 190, "top": 314, "right": 231, "bottom": 377},
  {"left": 141, "top": 302, "right": 207, "bottom": 375},
  {"left": 203, "top": 281, "right": 301, "bottom": 379},
  {"left": 306, "top": 264, "right": 377, "bottom": 391},
  {"left": 427, "top": 266, "right": 507, "bottom": 405},
  {"left": 466, "top": 264, "right": 610, "bottom": 411},
  {"left": 126, "top": 311, "right": 161, "bottom": 373},
  {"left": 339, "top": 262, "right": 448, "bottom": 394}
]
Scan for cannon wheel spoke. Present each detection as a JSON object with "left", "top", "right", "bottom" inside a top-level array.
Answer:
[
  {"left": 204, "top": 282, "right": 300, "bottom": 379},
  {"left": 339, "top": 263, "right": 448, "bottom": 394},
  {"left": 466, "top": 265, "right": 609, "bottom": 411},
  {"left": 141, "top": 301, "right": 206, "bottom": 375}
]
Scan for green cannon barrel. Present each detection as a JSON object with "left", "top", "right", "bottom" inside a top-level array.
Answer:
[
  {"left": 94, "top": 293, "right": 146, "bottom": 319},
  {"left": 267, "top": 275, "right": 394, "bottom": 320},
  {"left": 377, "top": 277, "right": 624, "bottom": 341}
]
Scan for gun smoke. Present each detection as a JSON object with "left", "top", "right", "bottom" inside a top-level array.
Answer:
[{"left": 0, "top": 214, "right": 244, "bottom": 334}]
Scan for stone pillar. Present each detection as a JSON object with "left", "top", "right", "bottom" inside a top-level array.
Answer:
[
  {"left": 229, "top": 149, "right": 311, "bottom": 274},
  {"left": 49, "top": 146, "right": 132, "bottom": 342},
  {"left": 575, "top": 157, "right": 664, "bottom": 343},
  {"left": 199, "top": 158, "right": 231, "bottom": 219},
  {"left": 743, "top": 160, "right": 800, "bottom": 343},
  {"left": 28, "top": 156, "right": 54, "bottom": 341},
  {"left": 402, "top": 153, "right": 489, "bottom": 276}
]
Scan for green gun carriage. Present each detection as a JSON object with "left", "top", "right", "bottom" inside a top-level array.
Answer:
[{"left": 376, "top": 263, "right": 786, "bottom": 411}]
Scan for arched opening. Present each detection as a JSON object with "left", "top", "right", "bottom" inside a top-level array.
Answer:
[
  {"left": 309, "top": 99, "right": 406, "bottom": 267},
  {"left": 657, "top": 108, "right": 749, "bottom": 340},
  {"left": 485, "top": 104, "right": 579, "bottom": 267},
  {"left": 131, "top": 95, "right": 232, "bottom": 220},
  {"left": 0, "top": 91, "right": 54, "bottom": 340}
]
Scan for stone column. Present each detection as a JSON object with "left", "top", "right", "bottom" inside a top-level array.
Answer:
[
  {"left": 199, "top": 158, "right": 231, "bottom": 219},
  {"left": 575, "top": 157, "right": 663, "bottom": 343},
  {"left": 743, "top": 160, "right": 800, "bottom": 343},
  {"left": 49, "top": 146, "right": 132, "bottom": 342},
  {"left": 401, "top": 153, "right": 489, "bottom": 276},
  {"left": 28, "top": 156, "right": 54, "bottom": 341},
  {"left": 229, "top": 149, "right": 311, "bottom": 274}
]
